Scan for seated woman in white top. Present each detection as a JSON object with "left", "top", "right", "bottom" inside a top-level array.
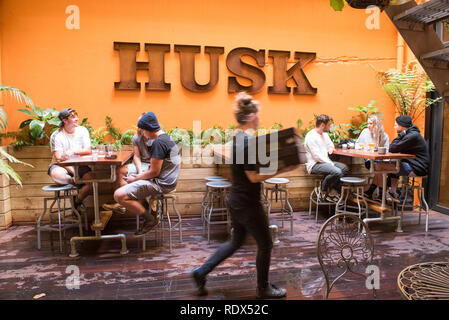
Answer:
[{"left": 356, "top": 115, "right": 389, "bottom": 199}]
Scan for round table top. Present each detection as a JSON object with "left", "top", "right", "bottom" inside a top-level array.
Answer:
[
  {"left": 397, "top": 262, "right": 449, "bottom": 300},
  {"left": 340, "top": 177, "right": 366, "bottom": 184},
  {"left": 204, "top": 176, "right": 226, "bottom": 181},
  {"left": 206, "top": 180, "right": 232, "bottom": 188},
  {"left": 42, "top": 184, "right": 75, "bottom": 192},
  {"left": 264, "top": 178, "right": 290, "bottom": 185}
]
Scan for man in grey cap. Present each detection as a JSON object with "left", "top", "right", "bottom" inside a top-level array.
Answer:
[
  {"left": 114, "top": 112, "right": 181, "bottom": 235},
  {"left": 388, "top": 115, "right": 430, "bottom": 199},
  {"left": 48, "top": 108, "right": 94, "bottom": 210}
]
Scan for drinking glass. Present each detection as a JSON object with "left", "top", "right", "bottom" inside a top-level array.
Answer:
[
  {"left": 105, "top": 145, "right": 114, "bottom": 157},
  {"left": 91, "top": 148, "right": 98, "bottom": 161},
  {"left": 368, "top": 143, "right": 375, "bottom": 152},
  {"left": 98, "top": 144, "right": 106, "bottom": 154}
]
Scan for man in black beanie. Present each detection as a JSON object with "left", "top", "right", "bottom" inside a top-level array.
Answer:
[
  {"left": 388, "top": 115, "right": 429, "bottom": 199},
  {"left": 113, "top": 112, "right": 181, "bottom": 234}
]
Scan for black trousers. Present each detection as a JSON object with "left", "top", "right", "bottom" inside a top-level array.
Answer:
[{"left": 197, "top": 201, "right": 273, "bottom": 289}]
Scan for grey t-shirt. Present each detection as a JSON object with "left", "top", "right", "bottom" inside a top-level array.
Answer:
[
  {"left": 150, "top": 133, "right": 181, "bottom": 189},
  {"left": 132, "top": 134, "right": 153, "bottom": 163}
]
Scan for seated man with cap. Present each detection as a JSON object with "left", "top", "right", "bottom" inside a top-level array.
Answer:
[
  {"left": 113, "top": 112, "right": 181, "bottom": 235},
  {"left": 48, "top": 108, "right": 94, "bottom": 210},
  {"left": 387, "top": 115, "right": 430, "bottom": 200}
]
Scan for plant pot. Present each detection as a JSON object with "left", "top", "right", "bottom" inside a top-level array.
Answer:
[{"left": 346, "top": 0, "right": 390, "bottom": 9}]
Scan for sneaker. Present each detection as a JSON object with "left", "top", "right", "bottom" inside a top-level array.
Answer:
[
  {"left": 191, "top": 268, "right": 208, "bottom": 296},
  {"left": 325, "top": 195, "right": 339, "bottom": 203},
  {"left": 74, "top": 199, "right": 86, "bottom": 213},
  {"left": 363, "top": 191, "right": 373, "bottom": 201},
  {"left": 256, "top": 283, "right": 287, "bottom": 299},
  {"left": 134, "top": 216, "right": 159, "bottom": 235},
  {"left": 387, "top": 191, "right": 400, "bottom": 203},
  {"left": 102, "top": 203, "right": 126, "bottom": 214}
]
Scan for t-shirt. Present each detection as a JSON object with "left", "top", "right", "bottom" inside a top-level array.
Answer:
[
  {"left": 304, "top": 129, "right": 334, "bottom": 174},
  {"left": 229, "top": 131, "right": 261, "bottom": 208},
  {"left": 49, "top": 126, "right": 91, "bottom": 165},
  {"left": 356, "top": 128, "right": 389, "bottom": 149},
  {"left": 132, "top": 134, "right": 153, "bottom": 163},
  {"left": 150, "top": 133, "right": 181, "bottom": 188}
]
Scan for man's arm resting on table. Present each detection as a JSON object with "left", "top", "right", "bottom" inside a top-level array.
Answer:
[{"left": 54, "top": 146, "right": 92, "bottom": 162}]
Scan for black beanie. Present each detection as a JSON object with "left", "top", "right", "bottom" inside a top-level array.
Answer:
[
  {"left": 396, "top": 115, "right": 412, "bottom": 128},
  {"left": 138, "top": 112, "right": 160, "bottom": 132}
]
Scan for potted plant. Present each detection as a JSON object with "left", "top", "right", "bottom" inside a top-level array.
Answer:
[
  {"left": 375, "top": 62, "right": 442, "bottom": 122},
  {"left": 0, "top": 85, "right": 34, "bottom": 185},
  {"left": 330, "top": 0, "right": 413, "bottom": 11}
]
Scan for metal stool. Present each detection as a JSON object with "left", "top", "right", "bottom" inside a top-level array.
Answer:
[
  {"left": 309, "top": 176, "right": 335, "bottom": 221},
  {"left": 136, "top": 190, "right": 182, "bottom": 253},
  {"left": 401, "top": 175, "right": 430, "bottom": 232},
  {"left": 201, "top": 176, "right": 226, "bottom": 232},
  {"left": 335, "top": 177, "right": 369, "bottom": 220},
  {"left": 37, "top": 184, "right": 84, "bottom": 253},
  {"left": 264, "top": 177, "right": 294, "bottom": 235},
  {"left": 203, "top": 180, "right": 232, "bottom": 243}
]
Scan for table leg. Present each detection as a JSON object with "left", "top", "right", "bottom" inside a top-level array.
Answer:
[
  {"left": 69, "top": 165, "right": 128, "bottom": 257},
  {"left": 381, "top": 173, "right": 387, "bottom": 212}
]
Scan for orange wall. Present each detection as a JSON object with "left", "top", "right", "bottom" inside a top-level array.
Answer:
[{"left": 1, "top": 0, "right": 401, "bottom": 140}]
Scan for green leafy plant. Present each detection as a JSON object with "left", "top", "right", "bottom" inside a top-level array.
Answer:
[
  {"left": 328, "top": 123, "right": 349, "bottom": 145},
  {"left": 375, "top": 62, "right": 442, "bottom": 122},
  {"left": 0, "top": 85, "right": 34, "bottom": 186},
  {"left": 168, "top": 127, "right": 191, "bottom": 147},
  {"left": 330, "top": 0, "right": 412, "bottom": 11},
  {"left": 346, "top": 100, "right": 383, "bottom": 138}
]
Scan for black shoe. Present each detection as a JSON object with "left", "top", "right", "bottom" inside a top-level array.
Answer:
[
  {"left": 191, "top": 268, "right": 208, "bottom": 296},
  {"left": 256, "top": 283, "right": 287, "bottom": 299},
  {"left": 134, "top": 217, "right": 159, "bottom": 235},
  {"left": 387, "top": 191, "right": 400, "bottom": 203},
  {"left": 363, "top": 191, "right": 373, "bottom": 200},
  {"left": 325, "top": 195, "right": 339, "bottom": 203}
]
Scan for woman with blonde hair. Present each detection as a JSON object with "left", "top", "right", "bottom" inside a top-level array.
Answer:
[
  {"left": 356, "top": 115, "right": 390, "bottom": 199},
  {"left": 191, "top": 92, "right": 298, "bottom": 299}
]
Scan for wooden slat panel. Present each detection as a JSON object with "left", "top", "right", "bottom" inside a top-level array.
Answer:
[
  {"left": 0, "top": 186, "right": 10, "bottom": 201},
  {"left": 0, "top": 212, "right": 12, "bottom": 230}
]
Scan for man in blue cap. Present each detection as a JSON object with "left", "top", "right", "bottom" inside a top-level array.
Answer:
[
  {"left": 388, "top": 115, "right": 429, "bottom": 200},
  {"left": 114, "top": 112, "right": 181, "bottom": 234}
]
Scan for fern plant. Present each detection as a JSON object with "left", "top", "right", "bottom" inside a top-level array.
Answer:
[
  {"left": 0, "top": 85, "right": 34, "bottom": 186},
  {"left": 376, "top": 62, "right": 442, "bottom": 122}
]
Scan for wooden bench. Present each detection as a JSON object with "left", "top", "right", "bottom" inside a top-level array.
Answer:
[{"left": 91, "top": 210, "right": 113, "bottom": 231}]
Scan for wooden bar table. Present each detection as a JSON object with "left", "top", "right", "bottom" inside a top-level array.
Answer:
[
  {"left": 333, "top": 148, "right": 415, "bottom": 232},
  {"left": 60, "top": 151, "right": 133, "bottom": 257}
]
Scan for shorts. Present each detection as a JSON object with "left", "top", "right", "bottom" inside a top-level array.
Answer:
[
  {"left": 127, "top": 162, "right": 150, "bottom": 175},
  {"left": 125, "top": 179, "right": 174, "bottom": 200},
  {"left": 48, "top": 164, "right": 91, "bottom": 187}
]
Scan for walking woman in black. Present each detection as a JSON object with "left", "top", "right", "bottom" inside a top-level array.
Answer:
[{"left": 191, "top": 92, "right": 298, "bottom": 299}]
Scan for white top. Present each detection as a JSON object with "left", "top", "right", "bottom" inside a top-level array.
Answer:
[
  {"left": 50, "top": 126, "right": 91, "bottom": 164},
  {"left": 304, "top": 129, "right": 334, "bottom": 174},
  {"left": 356, "top": 128, "right": 389, "bottom": 149}
]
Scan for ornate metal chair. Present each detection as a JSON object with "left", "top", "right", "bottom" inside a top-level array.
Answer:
[{"left": 317, "top": 213, "right": 376, "bottom": 299}]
